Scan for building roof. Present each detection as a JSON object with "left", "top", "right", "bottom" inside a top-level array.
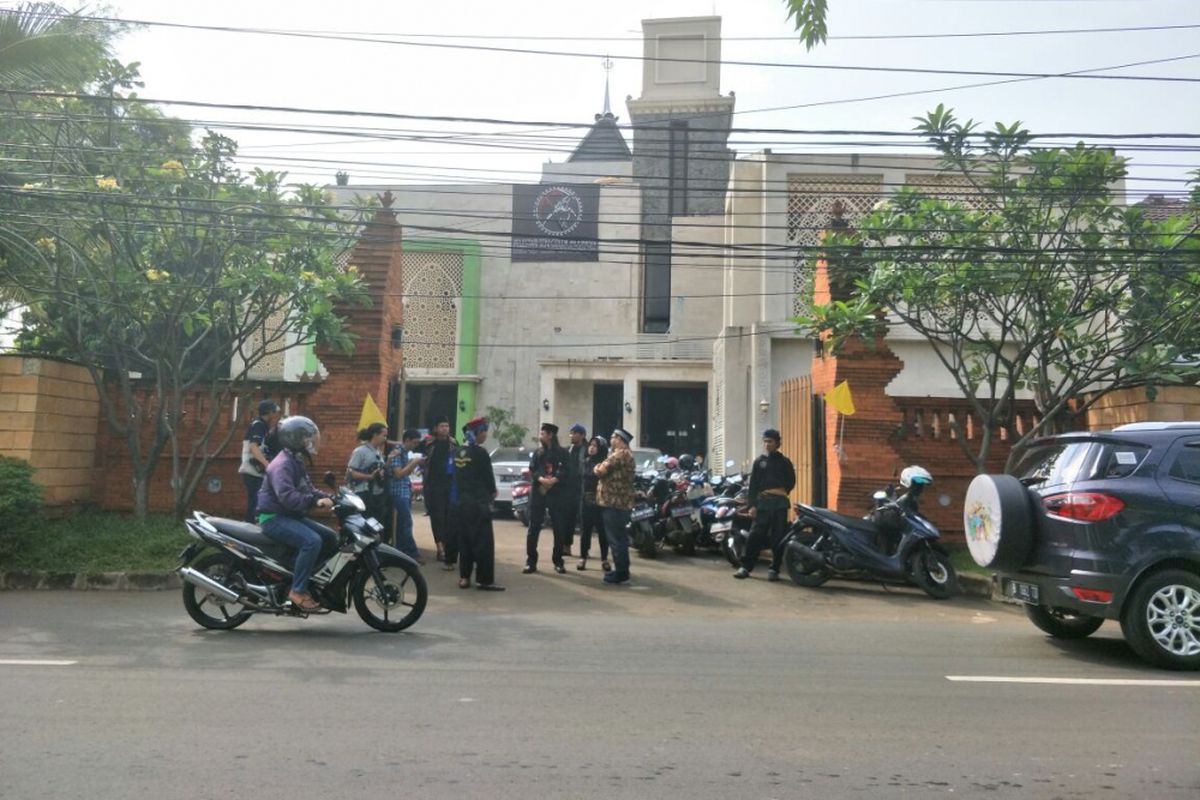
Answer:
[
  {"left": 567, "top": 111, "right": 631, "bottom": 163},
  {"left": 1135, "top": 194, "right": 1193, "bottom": 223}
]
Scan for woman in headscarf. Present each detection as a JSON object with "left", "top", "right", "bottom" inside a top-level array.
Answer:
[{"left": 576, "top": 435, "right": 611, "bottom": 572}]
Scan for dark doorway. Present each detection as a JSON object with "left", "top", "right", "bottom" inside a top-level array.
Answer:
[
  {"left": 639, "top": 384, "right": 707, "bottom": 458},
  {"left": 404, "top": 383, "right": 458, "bottom": 434},
  {"left": 592, "top": 383, "right": 622, "bottom": 442}
]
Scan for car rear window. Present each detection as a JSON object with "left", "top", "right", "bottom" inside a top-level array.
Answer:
[{"left": 1013, "top": 441, "right": 1150, "bottom": 485}]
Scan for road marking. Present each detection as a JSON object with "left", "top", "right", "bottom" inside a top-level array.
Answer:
[
  {"left": 947, "top": 675, "right": 1200, "bottom": 687},
  {"left": 0, "top": 659, "right": 77, "bottom": 666}
]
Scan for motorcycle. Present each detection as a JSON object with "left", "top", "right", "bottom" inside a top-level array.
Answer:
[
  {"left": 511, "top": 468, "right": 550, "bottom": 530},
  {"left": 782, "top": 482, "right": 958, "bottom": 599},
  {"left": 177, "top": 472, "right": 429, "bottom": 632},
  {"left": 629, "top": 469, "right": 666, "bottom": 558}
]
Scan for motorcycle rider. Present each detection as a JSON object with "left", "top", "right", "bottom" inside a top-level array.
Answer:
[
  {"left": 734, "top": 428, "right": 796, "bottom": 582},
  {"left": 255, "top": 416, "right": 337, "bottom": 612}
]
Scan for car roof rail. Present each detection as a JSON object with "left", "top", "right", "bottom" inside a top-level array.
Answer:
[{"left": 1111, "top": 421, "right": 1200, "bottom": 432}]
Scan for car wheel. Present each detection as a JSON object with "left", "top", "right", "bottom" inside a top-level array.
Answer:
[
  {"left": 1025, "top": 604, "right": 1105, "bottom": 639},
  {"left": 1120, "top": 569, "right": 1200, "bottom": 671},
  {"left": 963, "top": 473, "right": 1037, "bottom": 571}
]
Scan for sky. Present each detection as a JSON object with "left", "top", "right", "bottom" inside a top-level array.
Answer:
[{"left": 50, "top": 0, "right": 1195, "bottom": 202}]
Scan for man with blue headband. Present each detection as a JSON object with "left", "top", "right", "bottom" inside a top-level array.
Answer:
[{"left": 452, "top": 416, "right": 504, "bottom": 591}]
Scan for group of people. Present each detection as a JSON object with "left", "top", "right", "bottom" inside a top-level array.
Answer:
[
  {"left": 522, "top": 421, "right": 637, "bottom": 584},
  {"left": 239, "top": 397, "right": 799, "bottom": 607}
]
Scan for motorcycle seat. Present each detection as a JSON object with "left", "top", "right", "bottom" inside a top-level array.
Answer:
[
  {"left": 815, "top": 508, "right": 880, "bottom": 535},
  {"left": 205, "top": 517, "right": 279, "bottom": 551}
]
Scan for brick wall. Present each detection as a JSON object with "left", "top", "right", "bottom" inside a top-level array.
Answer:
[
  {"left": 1085, "top": 385, "right": 1200, "bottom": 430},
  {"left": 91, "top": 383, "right": 319, "bottom": 515},
  {"left": 0, "top": 356, "right": 98, "bottom": 506},
  {"left": 308, "top": 196, "right": 405, "bottom": 483}
]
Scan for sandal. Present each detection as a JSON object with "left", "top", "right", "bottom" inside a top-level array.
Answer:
[
  {"left": 576, "top": 559, "right": 587, "bottom": 571},
  {"left": 287, "top": 591, "right": 322, "bottom": 612},
  {"left": 458, "top": 578, "right": 471, "bottom": 589}
]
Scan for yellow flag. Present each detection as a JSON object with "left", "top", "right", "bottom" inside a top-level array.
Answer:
[
  {"left": 827, "top": 380, "right": 856, "bottom": 416},
  {"left": 357, "top": 394, "right": 388, "bottom": 431}
]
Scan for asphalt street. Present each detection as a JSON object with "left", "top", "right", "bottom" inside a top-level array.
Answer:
[{"left": 1, "top": 516, "right": 1197, "bottom": 799}]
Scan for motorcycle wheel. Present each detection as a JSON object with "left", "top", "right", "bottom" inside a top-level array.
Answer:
[
  {"left": 723, "top": 531, "right": 744, "bottom": 567},
  {"left": 913, "top": 549, "right": 958, "bottom": 599},
  {"left": 516, "top": 508, "right": 530, "bottom": 528},
  {"left": 182, "top": 553, "right": 254, "bottom": 630},
  {"left": 784, "top": 541, "right": 831, "bottom": 587},
  {"left": 352, "top": 557, "right": 428, "bottom": 632}
]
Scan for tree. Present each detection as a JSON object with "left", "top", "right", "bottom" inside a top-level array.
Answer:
[
  {"left": 797, "top": 106, "right": 1200, "bottom": 472},
  {"left": 485, "top": 406, "right": 530, "bottom": 448},
  {"left": 4, "top": 59, "right": 369, "bottom": 517},
  {"left": 0, "top": 3, "right": 112, "bottom": 89},
  {"left": 784, "top": 0, "right": 829, "bottom": 50}
]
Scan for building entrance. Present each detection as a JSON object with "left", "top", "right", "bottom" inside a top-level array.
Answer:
[
  {"left": 402, "top": 383, "right": 458, "bottom": 435},
  {"left": 639, "top": 384, "right": 707, "bottom": 459}
]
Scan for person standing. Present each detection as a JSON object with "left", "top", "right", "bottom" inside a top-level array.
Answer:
[
  {"left": 563, "top": 423, "right": 587, "bottom": 556},
  {"left": 423, "top": 416, "right": 458, "bottom": 570},
  {"left": 734, "top": 428, "right": 797, "bottom": 581},
  {"left": 346, "top": 422, "right": 390, "bottom": 537},
  {"left": 389, "top": 428, "right": 425, "bottom": 563},
  {"left": 238, "top": 400, "right": 280, "bottom": 523},
  {"left": 595, "top": 427, "right": 636, "bottom": 585},
  {"left": 524, "top": 422, "right": 569, "bottom": 574},
  {"left": 452, "top": 416, "right": 504, "bottom": 591},
  {"left": 576, "top": 435, "right": 610, "bottom": 572}
]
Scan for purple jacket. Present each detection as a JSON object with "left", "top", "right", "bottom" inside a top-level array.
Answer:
[{"left": 256, "top": 449, "right": 328, "bottom": 517}]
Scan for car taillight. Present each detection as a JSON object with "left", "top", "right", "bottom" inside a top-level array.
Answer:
[
  {"left": 1043, "top": 492, "right": 1125, "bottom": 522},
  {"left": 1071, "top": 587, "right": 1114, "bottom": 603}
]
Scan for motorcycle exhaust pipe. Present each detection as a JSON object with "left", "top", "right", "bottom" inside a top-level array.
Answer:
[{"left": 178, "top": 567, "right": 241, "bottom": 603}]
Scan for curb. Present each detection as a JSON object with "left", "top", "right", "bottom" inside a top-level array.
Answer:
[{"left": 0, "top": 571, "right": 182, "bottom": 591}]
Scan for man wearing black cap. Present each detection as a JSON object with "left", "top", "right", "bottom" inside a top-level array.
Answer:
[
  {"left": 423, "top": 416, "right": 458, "bottom": 569},
  {"left": 524, "top": 422, "right": 569, "bottom": 574},
  {"left": 563, "top": 423, "right": 588, "bottom": 555},
  {"left": 238, "top": 399, "right": 280, "bottom": 522},
  {"left": 734, "top": 428, "right": 796, "bottom": 581}
]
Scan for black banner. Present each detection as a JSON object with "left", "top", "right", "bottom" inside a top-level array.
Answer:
[{"left": 511, "top": 183, "right": 600, "bottom": 262}]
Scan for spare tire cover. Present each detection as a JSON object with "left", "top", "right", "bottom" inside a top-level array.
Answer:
[{"left": 964, "top": 474, "right": 1035, "bottom": 570}]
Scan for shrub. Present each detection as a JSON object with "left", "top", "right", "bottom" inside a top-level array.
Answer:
[{"left": 0, "top": 456, "right": 43, "bottom": 562}]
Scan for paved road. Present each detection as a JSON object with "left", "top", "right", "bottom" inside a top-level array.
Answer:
[{"left": 1, "top": 517, "right": 1197, "bottom": 799}]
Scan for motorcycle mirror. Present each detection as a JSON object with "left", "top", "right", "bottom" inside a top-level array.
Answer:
[{"left": 323, "top": 471, "right": 337, "bottom": 488}]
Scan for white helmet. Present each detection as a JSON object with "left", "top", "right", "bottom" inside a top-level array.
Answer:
[{"left": 899, "top": 465, "right": 932, "bottom": 488}]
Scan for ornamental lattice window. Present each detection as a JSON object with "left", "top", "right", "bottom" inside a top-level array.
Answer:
[{"left": 401, "top": 251, "right": 464, "bottom": 370}]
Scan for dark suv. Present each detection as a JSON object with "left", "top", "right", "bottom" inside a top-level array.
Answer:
[{"left": 969, "top": 423, "right": 1200, "bottom": 670}]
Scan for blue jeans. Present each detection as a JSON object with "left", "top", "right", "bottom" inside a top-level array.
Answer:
[
  {"left": 261, "top": 516, "right": 338, "bottom": 594},
  {"left": 391, "top": 496, "right": 419, "bottom": 560},
  {"left": 242, "top": 473, "right": 263, "bottom": 523},
  {"left": 602, "top": 507, "right": 632, "bottom": 578}
]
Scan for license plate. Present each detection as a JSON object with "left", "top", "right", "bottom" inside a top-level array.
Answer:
[
  {"left": 1005, "top": 579, "right": 1040, "bottom": 604},
  {"left": 671, "top": 506, "right": 694, "bottom": 518},
  {"left": 366, "top": 518, "right": 385, "bottom": 533},
  {"left": 513, "top": 495, "right": 529, "bottom": 507},
  {"left": 710, "top": 521, "right": 732, "bottom": 533},
  {"left": 631, "top": 507, "right": 654, "bottom": 521}
]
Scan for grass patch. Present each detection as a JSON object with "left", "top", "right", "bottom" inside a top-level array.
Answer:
[
  {"left": 945, "top": 543, "right": 991, "bottom": 578},
  {"left": 3, "top": 512, "right": 190, "bottom": 573}
]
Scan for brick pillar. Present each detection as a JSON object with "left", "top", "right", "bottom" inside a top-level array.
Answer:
[
  {"left": 809, "top": 213, "right": 907, "bottom": 516},
  {"left": 308, "top": 192, "right": 405, "bottom": 481}
]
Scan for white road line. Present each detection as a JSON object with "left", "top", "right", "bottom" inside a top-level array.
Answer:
[
  {"left": 947, "top": 675, "right": 1200, "bottom": 687},
  {"left": 0, "top": 659, "right": 77, "bottom": 666}
]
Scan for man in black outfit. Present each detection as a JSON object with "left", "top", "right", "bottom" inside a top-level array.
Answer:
[
  {"left": 452, "top": 416, "right": 504, "bottom": 591},
  {"left": 563, "top": 423, "right": 587, "bottom": 556},
  {"left": 734, "top": 428, "right": 797, "bottom": 582},
  {"left": 423, "top": 416, "right": 458, "bottom": 570},
  {"left": 524, "top": 422, "right": 570, "bottom": 574}
]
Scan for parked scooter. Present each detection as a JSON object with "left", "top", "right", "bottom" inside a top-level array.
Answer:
[{"left": 782, "top": 466, "right": 958, "bottom": 599}]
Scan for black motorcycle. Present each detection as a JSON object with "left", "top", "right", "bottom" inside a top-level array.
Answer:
[
  {"left": 782, "top": 488, "right": 958, "bottom": 599},
  {"left": 177, "top": 473, "right": 428, "bottom": 632}
]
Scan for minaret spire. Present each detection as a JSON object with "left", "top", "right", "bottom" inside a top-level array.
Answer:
[{"left": 601, "top": 55, "right": 613, "bottom": 117}]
